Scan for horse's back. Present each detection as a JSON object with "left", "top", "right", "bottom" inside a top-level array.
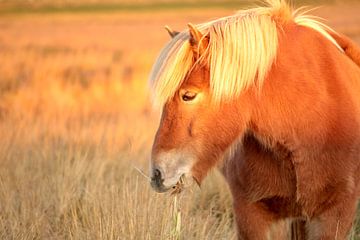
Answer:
[{"left": 330, "top": 32, "right": 360, "bottom": 68}]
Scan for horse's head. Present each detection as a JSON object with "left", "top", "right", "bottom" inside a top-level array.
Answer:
[{"left": 150, "top": 24, "right": 251, "bottom": 193}]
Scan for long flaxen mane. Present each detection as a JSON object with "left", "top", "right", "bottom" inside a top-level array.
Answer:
[{"left": 149, "top": 0, "right": 342, "bottom": 107}]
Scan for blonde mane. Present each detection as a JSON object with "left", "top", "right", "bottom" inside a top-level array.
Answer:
[{"left": 149, "top": 0, "right": 342, "bottom": 106}]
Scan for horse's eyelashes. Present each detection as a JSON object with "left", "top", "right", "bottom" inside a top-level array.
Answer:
[{"left": 182, "top": 92, "right": 197, "bottom": 102}]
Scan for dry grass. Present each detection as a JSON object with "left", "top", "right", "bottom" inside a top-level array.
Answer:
[
  {"left": 0, "top": 3, "right": 359, "bottom": 240},
  {"left": 0, "top": 111, "right": 235, "bottom": 239}
]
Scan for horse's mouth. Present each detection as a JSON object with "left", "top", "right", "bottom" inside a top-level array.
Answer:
[
  {"left": 170, "top": 174, "right": 186, "bottom": 195},
  {"left": 151, "top": 173, "right": 187, "bottom": 194}
]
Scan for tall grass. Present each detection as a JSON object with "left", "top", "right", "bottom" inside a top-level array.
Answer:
[{"left": 0, "top": 109, "right": 236, "bottom": 239}]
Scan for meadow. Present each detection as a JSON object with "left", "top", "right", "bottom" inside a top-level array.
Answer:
[{"left": 0, "top": 2, "right": 359, "bottom": 239}]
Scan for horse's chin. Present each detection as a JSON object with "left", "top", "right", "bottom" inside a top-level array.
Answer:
[
  {"left": 150, "top": 173, "right": 186, "bottom": 193},
  {"left": 165, "top": 167, "right": 207, "bottom": 193},
  {"left": 150, "top": 180, "right": 169, "bottom": 193},
  {"left": 159, "top": 173, "right": 194, "bottom": 195}
]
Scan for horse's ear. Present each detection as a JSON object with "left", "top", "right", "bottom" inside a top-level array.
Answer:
[
  {"left": 165, "top": 25, "right": 179, "bottom": 38},
  {"left": 188, "top": 23, "right": 208, "bottom": 57}
]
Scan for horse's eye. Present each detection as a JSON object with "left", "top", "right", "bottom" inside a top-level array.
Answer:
[{"left": 181, "top": 91, "right": 197, "bottom": 102}]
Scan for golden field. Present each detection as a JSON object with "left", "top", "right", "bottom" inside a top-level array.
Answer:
[{"left": 0, "top": 2, "right": 360, "bottom": 239}]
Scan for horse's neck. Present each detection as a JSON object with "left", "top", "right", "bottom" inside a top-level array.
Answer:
[{"left": 250, "top": 23, "right": 360, "bottom": 149}]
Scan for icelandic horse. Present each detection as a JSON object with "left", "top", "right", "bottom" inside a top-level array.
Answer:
[{"left": 148, "top": 0, "right": 360, "bottom": 239}]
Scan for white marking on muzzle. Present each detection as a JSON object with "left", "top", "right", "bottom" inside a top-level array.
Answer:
[{"left": 151, "top": 149, "right": 195, "bottom": 188}]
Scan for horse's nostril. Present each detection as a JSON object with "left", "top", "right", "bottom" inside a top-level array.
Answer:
[
  {"left": 152, "top": 168, "right": 163, "bottom": 182},
  {"left": 151, "top": 168, "right": 165, "bottom": 192},
  {"left": 154, "top": 168, "right": 161, "bottom": 178}
]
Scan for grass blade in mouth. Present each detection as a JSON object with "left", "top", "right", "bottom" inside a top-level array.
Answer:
[{"left": 171, "top": 175, "right": 185, "bottom": 195}]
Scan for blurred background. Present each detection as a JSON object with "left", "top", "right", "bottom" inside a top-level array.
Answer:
[{"left": 0, "top": 0, "right": 359, "bottom": 239}]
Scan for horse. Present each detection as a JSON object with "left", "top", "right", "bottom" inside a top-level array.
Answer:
[{"left": 148, "top": 0, "right": 360, "bottom": 239}]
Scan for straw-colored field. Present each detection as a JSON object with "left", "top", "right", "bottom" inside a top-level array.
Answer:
[{"left": 0, "top": 2, "right": 359, "bottom": 239}]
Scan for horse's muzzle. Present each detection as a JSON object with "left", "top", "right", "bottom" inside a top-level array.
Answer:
[{"left": 150, "top": 168, "right": 169, "bottom": 193}]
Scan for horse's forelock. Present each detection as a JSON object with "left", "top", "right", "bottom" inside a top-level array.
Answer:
[{"left": 149, "top": 0, "right": 342, "bottom": 108}]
